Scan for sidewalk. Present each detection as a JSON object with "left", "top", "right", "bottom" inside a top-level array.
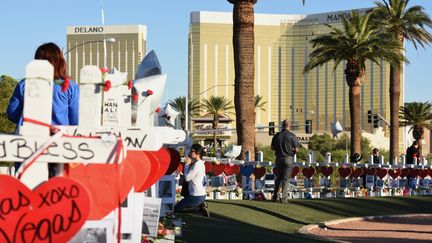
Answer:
[{"left": 299, "top": 214, "right": 432, "bottom": 242}]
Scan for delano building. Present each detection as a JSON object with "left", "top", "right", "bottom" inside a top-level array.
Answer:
[
  {"left": 66, "top": 25, "right": 147, "bottom": 82},
  {"left": 189, "top": 10, "right": 405, "bottom": 149}
]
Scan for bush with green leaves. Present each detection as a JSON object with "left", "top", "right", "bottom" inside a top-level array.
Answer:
[{"left": 0, "top": 75, "right": 17, "bottom": 133}]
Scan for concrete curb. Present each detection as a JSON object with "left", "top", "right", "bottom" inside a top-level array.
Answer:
[{"left": 297, "top": 214, "right": 432, "bottom": 243}]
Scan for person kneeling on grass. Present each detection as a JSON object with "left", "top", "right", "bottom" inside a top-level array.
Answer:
[{"left": 174, "top": 144, "right": 210, "bottom": 217}]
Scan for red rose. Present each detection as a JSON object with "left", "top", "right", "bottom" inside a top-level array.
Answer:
[
  {"left": 146, "top": 89, "right": 154, "bottom": 96},
  {"left": 61, "top": 77, "right": 71, "bottom": 92},
  {"left": 100, "top": 67, "right": 108, "bottom": 73},
  {"left": 132, "top": 93, "right": 139, "bottom": 102},
  {"left": 103, "top": 80, "right": 112, "bottom": 92},
  {"left": 128, "top": 80, "right": 133, "bottom": 90},
  {"left": 155, "top": 107, "right": 161, "bottom": 113}
]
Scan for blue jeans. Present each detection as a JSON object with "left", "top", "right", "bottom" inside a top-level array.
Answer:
[{"left": 174, "top": 195, "right": 206, "bottom": 213}]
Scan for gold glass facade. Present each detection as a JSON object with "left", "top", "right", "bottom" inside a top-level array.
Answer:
[
  {"left": 189, "top": 10, "right": 404, "bottom": 139},
  {"left": 66, "top": 25, "right": 147, "bottom": 82}
]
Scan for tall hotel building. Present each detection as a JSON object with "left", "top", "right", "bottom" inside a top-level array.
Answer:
[
  {"left": 66, "top": 25, "right": 147, "bottom": 82},
  {"left": 189, "top": 10, "right": 405, "bottom": 144}
]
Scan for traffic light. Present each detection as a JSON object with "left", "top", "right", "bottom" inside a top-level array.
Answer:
[
  {"left": 305, "top": 119, "right": 312, "bottom": 134},
  {"left": 373, "top": 114, "right": 379, "bottom": 128},
  {"left": 367, "top": 110, "right": 372, "bottom": 123},
  {"left": 269, "top": 121, "right": 275, "bottom": 135}
]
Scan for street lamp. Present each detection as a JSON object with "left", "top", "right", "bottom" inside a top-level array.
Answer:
[{"left": 63, "top": 37, "right": 116, "bottom": 55}]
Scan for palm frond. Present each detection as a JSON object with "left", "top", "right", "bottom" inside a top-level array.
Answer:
[
  {"left": 304, "top": 10, "right": 405, "bottom": 75},
  {"left": 254, "top": 95, "right": 267, "bottom": 112}
]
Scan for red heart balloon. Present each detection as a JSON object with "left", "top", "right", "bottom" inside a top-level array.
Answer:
[
  {"left": 409, "top": 168, "right": 420, "bottom": 178},
  {"left": 65, "top": 161, "right": 135, "bottom": 220},
  {"left": 126, "top": 150, "right": 151, "bottom": 192},
  {"left": 272, "top": 166, "right": 279, "bottom": 176},
  {"left": 224, "top": 164, "right": 240, "bottom": 175},
  {"left": 253, "top": 167, "right": 267, "bottom": 179},
  {"left": 320, "top": 166, "right": 333, "bottom": 177},
  {"left": 376, "top": 168, "right": 388, "bottom": 179},
  {"left": 212, "top": 164, "right": 226, "bottom": 176},
  {"left": 291, "top": 166, "right": 300, "bottom": 178},
  {"left": 400, "top": 168, "right": 410, "bottom": 178},
  {"left": 165, "top": 148, "right": 181, "bottom": 175},
  {"left": 429, "top": 168, "right": 432, "bottom": 177},
  {"left": 388, "top": 168, "right": 401, "bottom": 179},
  {"left": 302, "top": 167, "right": 316, "bottom": 179},
  {"left": 178, "top": 163, "right": 184, "bottom": 174},
  {"left": 350, "top": 167, "right": 363, "bottom": 178},
  {"left": 204, "top": 162, "right": 212, "bottom": 174},
  {"left": 338, "top": 167, "right": 352, "bottom": 178},
  {"left": 139, "top": 151, "right": 162, "bottom": 190},
  {"left": 364, "top": 168, "right": 377, "bottom": 176},
  {"left": 0, "top": 175, "right": 90, "bottom": 242},
  {"left": 419, "top": 169, "right": 429, "bottom": 179},
  {"left": 152, "top": 147, "right": 171, "bottom": 176}
]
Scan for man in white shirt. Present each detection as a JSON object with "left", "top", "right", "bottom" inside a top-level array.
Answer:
[{"left": 174, "top": 144, "right": 210, "bottom": 217}]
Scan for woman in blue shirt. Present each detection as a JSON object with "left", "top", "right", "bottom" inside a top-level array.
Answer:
[
  {"left": 7, "top": 42, "right": 79, "bottom": 176},
  {"left": 7, "top": 42, "right": 79, "bottom": 125}
]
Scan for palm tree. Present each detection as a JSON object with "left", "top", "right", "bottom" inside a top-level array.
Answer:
[
  {"left": 202, "top": 96, "right": 234, "bottom": 150},
  {"left": 254, "top": 94, "right": 267, "bottom": 152},
  {"left": 372, "top": 0, "right": 432, "bottom": 161},
  {"left": 228, "top": 0, "right": 256, "bottom": 160},
  {"left": 254, "top": 94, "right": 267, "bottom": 112},
  {"left": 304, "top": 11, "right": 405, "bottom": 157},
  {"left": 399, "top": 102, "right": 432, "bottom": 157},
  {"left": 168, "top": 96, "right": 200, "bottom": 130}
]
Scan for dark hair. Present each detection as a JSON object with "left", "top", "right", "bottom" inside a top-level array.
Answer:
[
  {"left": 412, "top": 141, "right": 418, "bottom": 146},
  {"left": 35, "top": 42, "right": 67, "bottom": 80},
  {"left": 372, "top": 148, "right": 379, "bottom": 154},
  {"left": 282, "top": 119, "right": 290, "bottom": 129},
  {"left": 190, "top": 144, "right": 205, "bottom": 158}
]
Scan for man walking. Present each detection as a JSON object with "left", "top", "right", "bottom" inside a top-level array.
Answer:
[{"left": 271, "top": 120, "right": 300, "bottom": 203}]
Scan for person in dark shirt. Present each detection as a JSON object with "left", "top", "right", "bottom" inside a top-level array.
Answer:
[
  {"left": 372, "top": 148, "right": 380, "bottom": 164},
  {"left": 271, "top": 119, "right": 300, "bottom": 203},
  {"left": 406, "top": 141, "right": 419, "bottom": 164}
]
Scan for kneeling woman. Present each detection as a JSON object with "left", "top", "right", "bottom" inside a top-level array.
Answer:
[{"left": 174, "top": 144, "right": 209, "bottom": 217}]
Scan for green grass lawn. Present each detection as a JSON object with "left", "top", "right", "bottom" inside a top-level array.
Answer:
[{"left": 177, "top": 196, "right": 432, "bottom": 243}]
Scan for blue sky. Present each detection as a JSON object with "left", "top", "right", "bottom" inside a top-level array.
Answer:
[{"left": 0, "top": 0, "right": 431, "bottom": 103}]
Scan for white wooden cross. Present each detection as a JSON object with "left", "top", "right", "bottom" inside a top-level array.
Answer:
[
  {"left": 0, "top": 61, "right": 119, "bottom": 188},
  {"left": 61, "top": 65, "right": 185, "bottom": 243},
  {"left": 0, "top": 61, "right": 185, "bottom": 242}
]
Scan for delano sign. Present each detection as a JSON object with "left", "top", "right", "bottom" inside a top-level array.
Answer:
[{"left": 74, "top": 26, "right": 104, "bottom": 33}]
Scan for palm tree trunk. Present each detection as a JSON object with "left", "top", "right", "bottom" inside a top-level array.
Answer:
[
  {"left": 180, "top": 116, "right": 185, "bottom": 130},
  {"left": 413, "top": 125, "right": 424, "bottom": 160},
  {"left": 416, "top": 139, "right": 423, "bottom": 159},
  {"left": 213, "top": 117, "right": 219, "bottom": 151},
  {"left": 345, "top": 64, "right": 364, "bottom": 157},
  {"left": 230, "top": 0, "right": 256, "bottom": 161},
  {"left": 349, "top": 85, "right": 362, "bottom": 157},
  {"left": 389, "top": 64, "right": 401, "bottom": 163}
]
